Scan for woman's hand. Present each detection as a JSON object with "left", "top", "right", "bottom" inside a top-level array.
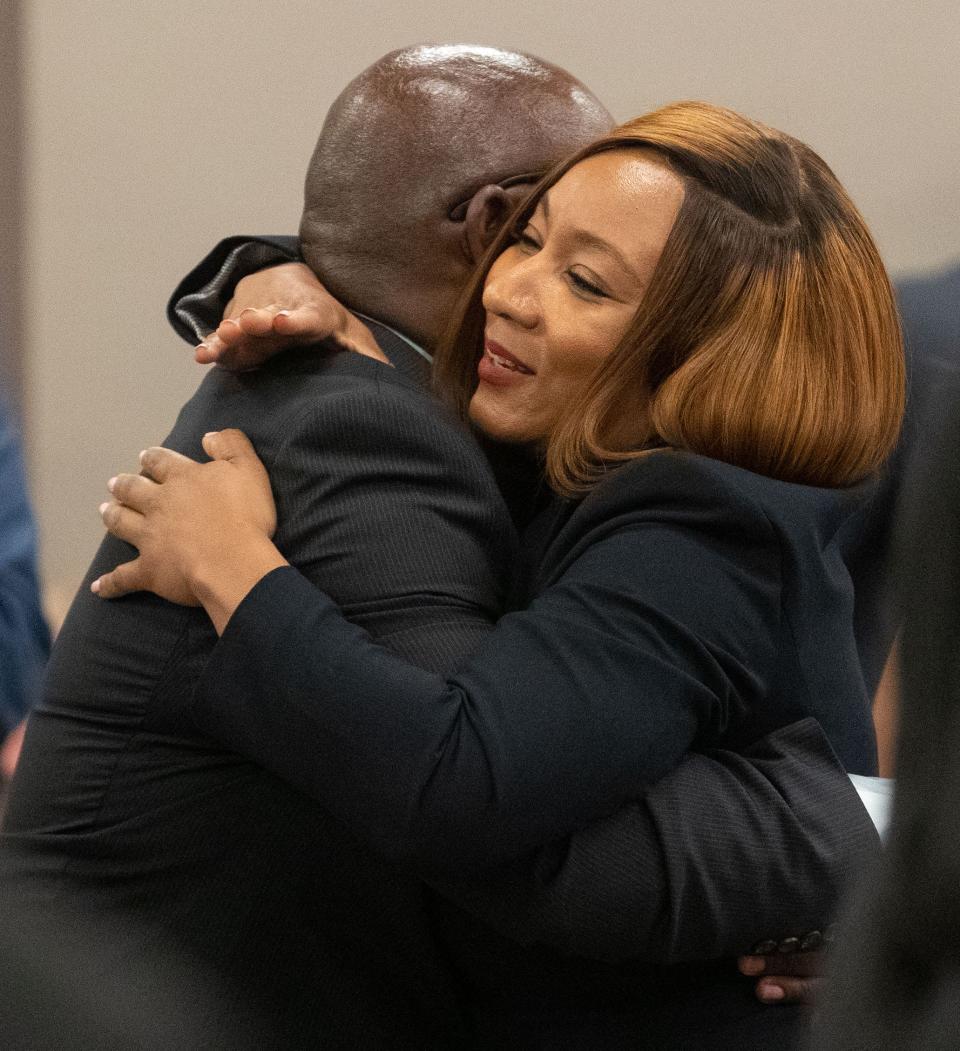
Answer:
[
  {"left": 738, "top": 949, "right": 823, "bottom": 1005},
  {"left": 196, "top": 262, "right": 388, "bottom": 370},
  {"left": 94, "top": 430, "right": 288, "bottom": 634}
]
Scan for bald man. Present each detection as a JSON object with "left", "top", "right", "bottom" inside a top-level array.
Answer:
[{"left": 3, "top": 47, "right": 877, "bottom": 1049}]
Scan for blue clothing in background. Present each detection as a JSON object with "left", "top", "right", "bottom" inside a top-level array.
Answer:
[{"left": 0, "top": 403, "right": 49, "bottom": 734}]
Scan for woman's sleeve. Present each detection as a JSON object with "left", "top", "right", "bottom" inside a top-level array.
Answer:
[
  {"left": 166, "top": 235, "right": 300, "bottom": 343},
  {"left": 191, "top": 466, "right": 782, "bottom": 870}
]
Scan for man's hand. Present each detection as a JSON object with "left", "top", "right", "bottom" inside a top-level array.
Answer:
[
  {"left": 94, "top": 430, "right": 287, "bottom": 633},
  {"left": 738, "top": 949, "right": 823, "bottom": 1004},
  {"left": 195, "top": 262, "right": 387, "bottom": 370}
]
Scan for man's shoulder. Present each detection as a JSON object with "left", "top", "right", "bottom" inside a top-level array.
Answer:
[{"left": 166, "top": 346, "right": 452, "bottom": 462}]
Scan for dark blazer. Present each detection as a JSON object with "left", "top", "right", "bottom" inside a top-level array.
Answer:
[
  {"left": 1, "top": 333, "right": 516, "bottom": 1049},
  {"left": 184, "top": 449, "right": 880, "bottom": 1047},
  {"left": 191, "top": 452, "right": 878, "bottom": 855}
]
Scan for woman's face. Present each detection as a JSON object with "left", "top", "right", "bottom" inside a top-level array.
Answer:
[{"left": 469, "top": 149, "right": 684, "bottom": 445}]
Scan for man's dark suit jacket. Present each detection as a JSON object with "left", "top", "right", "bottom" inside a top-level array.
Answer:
[{"left": 1, "top": 333, "right": 518, "bottom": 1048}]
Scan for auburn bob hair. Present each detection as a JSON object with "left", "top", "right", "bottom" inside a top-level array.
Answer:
[{"left": 433, "top": 101, "right": 905, "bottom": 495}]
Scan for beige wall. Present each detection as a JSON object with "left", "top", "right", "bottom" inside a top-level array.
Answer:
[{"left": 21, "top": 0, "right": 960, "bottom": 607}]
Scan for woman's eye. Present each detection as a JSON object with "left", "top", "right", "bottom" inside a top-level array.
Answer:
[
  {"left": 515, "top": 227, "right": 541, "bottom": 252},
  {"left": 569, "top": 271, "right": 608, "bottom": 298}
]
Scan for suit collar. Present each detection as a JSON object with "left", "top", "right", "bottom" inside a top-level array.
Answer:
[{"left": 352, "top": 312, "right": 433, "bottom": 388}]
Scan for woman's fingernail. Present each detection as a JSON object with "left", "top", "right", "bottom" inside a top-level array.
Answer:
[
  {"left": 99, "top": 502, "right": 109, "bottom": 515},
  {"left": 739, "top": 957, "right": 765, "bottom": 976},
  {"left": 759, "top": 983, "right": 785, "bottom": 1002},
  {"left": 203, "top": 431, "right": 218, "bottom": 440},
  {"left": 276, "top": 310, "right": 291, "bottom": 318},
  {"left": 197, "top": 342, "right": 208, "bottom": 352},
  {"left": 107, "top": 476, "right": 117, "bottom": 492},
  {"left": 90, "top": 578, "right": 101, "bottom": 594},
  {"left": 138, "top": 450, "right": 147, "bottom": 463}
]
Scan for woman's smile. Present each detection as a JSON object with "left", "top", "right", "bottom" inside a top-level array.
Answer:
[{"left": 478, "top": 336, "right": 537, "bottom": 386}]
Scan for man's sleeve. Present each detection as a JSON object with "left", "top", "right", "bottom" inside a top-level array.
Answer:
[
  {"left": 248, "top": 367, "right": 518, "bottom": 671},
  {"left": 0, "top": 407, "right": 50, "bottom": 734},
  {"left": 435, "top": 719, "right": 880, "bottom": 963},
  {"left": 166, "top": 235, "right": 299, "bottom": 343}
]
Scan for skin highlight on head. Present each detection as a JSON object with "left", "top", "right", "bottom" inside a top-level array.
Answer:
[{"left": 298, "top": 44, "right": 613, "bottom": 349}]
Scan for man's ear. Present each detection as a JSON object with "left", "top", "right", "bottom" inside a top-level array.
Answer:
[{"left": 461, "top": 184, "right": 516, "bottom": 265}]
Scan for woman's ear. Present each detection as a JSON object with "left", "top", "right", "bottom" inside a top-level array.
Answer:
[{"left": 461, "top": 184, "right": 515, "bottom": 265}]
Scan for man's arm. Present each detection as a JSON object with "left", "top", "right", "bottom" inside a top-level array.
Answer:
[{"left": 435, "top": 718, "right": 879, "bottom": 964}]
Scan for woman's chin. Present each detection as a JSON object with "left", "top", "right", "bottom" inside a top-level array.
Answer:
[{"left": 468, "top": 395, "right": 537, "bottom": 446}]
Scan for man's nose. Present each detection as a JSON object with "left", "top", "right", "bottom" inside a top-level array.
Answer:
[{"left": 482, "top": 260, "right": 541, "bottom": 329}]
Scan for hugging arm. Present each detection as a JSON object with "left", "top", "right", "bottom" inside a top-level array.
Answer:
[
  {"left": 186, "top": 463, "right": 873, "bottom": 957},
  {"left": 186, "top": 459, "right": 784, "bottom": 869},
  {"left": 435, "top": 719, "right": 878, "bottom": 964}
]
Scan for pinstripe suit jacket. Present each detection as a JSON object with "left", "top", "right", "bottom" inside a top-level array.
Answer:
[{"left": 1, "top": 335, "right": 516, "bottom": 1048}]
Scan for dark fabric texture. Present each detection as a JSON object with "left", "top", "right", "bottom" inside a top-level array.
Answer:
[
  {"left": 847, "top": 263, "right": 960, "bottom": 695},
  {"left": 0, "top": 332, "right": 515, "bottom": 1049},
  {"left": 814, "top": 269, "right": 960, "bottom": 1051},
  {"left": 192, "top": 453, "right": 878, "bottom": 870},
  {"left": 439, "top": 718, "right": 876, "bottom": 966},
  {"left": 190, "top": 452, "right": 879, "bottom": 1047}
]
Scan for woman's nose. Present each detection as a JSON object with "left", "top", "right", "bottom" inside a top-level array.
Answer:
[{"left": 482, "top": 257, "right": 541, "bottom": 329}]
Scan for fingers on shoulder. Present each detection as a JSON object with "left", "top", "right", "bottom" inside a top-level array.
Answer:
[
  {"left": 202, "top": 428, "right": 255, "bottom": 461},
  {"left": 91, "top": 558, "right": 143, "bottom": 599},
  {"left": 139, "top": 445, "right": 193, "bottom": 481},
  {"left": 109, "top": 471, "right": 155, "bottom": 508}
]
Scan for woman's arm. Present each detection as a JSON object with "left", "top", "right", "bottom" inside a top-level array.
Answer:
[
  {"left": 99, "top": 444, "right": 781, "bottom": 869},
  {"left": 166, "top": 235, "right": 381, "bottom": 370},
  {"left": 166, "top": 235, "right": 299, "bottom": 344},
  {"left": 97, "top": 438, "right": 876, "bottom": 970}
]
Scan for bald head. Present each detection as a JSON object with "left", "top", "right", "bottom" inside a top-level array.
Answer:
[{"left": 299, "top": 44, "right": 613, "bottom": 348}]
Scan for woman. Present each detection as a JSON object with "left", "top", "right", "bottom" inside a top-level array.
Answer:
[{"left": 97, "top": 102, "right": 903, "bottom": 1043}]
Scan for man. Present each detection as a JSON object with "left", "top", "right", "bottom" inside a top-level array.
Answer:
[{"left": 3, "top": 46, "right": 877, "bottom": 1047}]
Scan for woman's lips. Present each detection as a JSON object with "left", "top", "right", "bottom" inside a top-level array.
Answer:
[{"left": 478, "top": 338, "right": 535, "bottom": 387}]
